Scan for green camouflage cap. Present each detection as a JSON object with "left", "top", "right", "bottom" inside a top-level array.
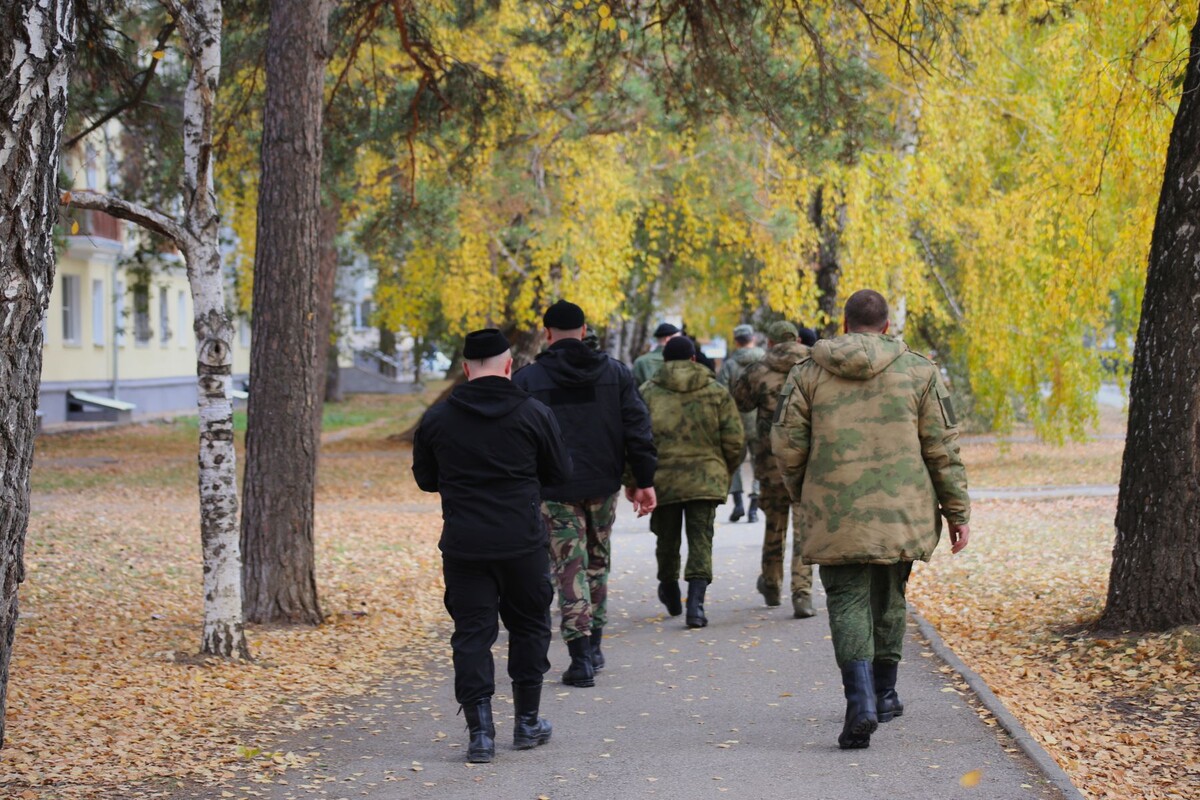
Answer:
[
  {"left": 766, "top": 321, "right": 798, "bottom": 342},
  {"left": 733, "top": 324, "right": 755, "bottom": 338}
]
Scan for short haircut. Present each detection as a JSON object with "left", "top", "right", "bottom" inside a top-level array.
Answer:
[
  {"left": 844, "top": 290, "right": 889, "bottom": 332},
  {"left": 734, "top": 334, "right": 753, "bottom": 346},
  {"left": 465, "top": 351, "right": 511, "bottom": 371}
]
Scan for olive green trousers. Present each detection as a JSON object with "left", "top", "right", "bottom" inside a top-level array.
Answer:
[{"left": 818, "top": 562, "right": 913, "bottom": 667}]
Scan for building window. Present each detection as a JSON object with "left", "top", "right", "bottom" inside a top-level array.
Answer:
[
  {"left": 61, "top": 275, "right": 81, "bottom": 344},
  {"left": 159, "top": 286, "right": 171, "bottom": 345},
  {"left": 177, "top": 290, "right": 189, "bottom": 349},
  {"left": 133, "top": 283, "right": 152, "bottom": 345},
  {"left": 91, "top": 278, "right": 105, "bottom": 345},
  {"left": 354, "top": 300, "right": 373, "bottom": 331},
  {"left": 115, "top": 280, "right": 126, "bottom": 345}
]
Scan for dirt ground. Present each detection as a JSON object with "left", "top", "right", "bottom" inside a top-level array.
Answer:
[{"left": 3, "top": 395, "right": 1197, "bottom": 799}]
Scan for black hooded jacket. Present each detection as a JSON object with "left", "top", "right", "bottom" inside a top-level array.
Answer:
[
  {"left": 412, "top": 375, "right": 572, "bottom": 560},
  {"left": 512, "top": 338, "right": 657, "bottom": 501}
]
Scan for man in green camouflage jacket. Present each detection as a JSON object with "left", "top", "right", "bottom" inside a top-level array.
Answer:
[
  {"left": 717, "top": 323, "right": 765, "bottom": 522},
  {"left": 770, "top": 289, "right": 970, "bottom": 750},
  {"left": 639, "top": 336, "right": 744, "bottom": 629},
  {"left": 731, "top": 321, "right": 814, "bottom": 618}
]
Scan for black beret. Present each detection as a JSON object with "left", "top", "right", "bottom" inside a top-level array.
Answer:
[
  {"left": 543, "top": 300, "right": 585, "bottom": 330},
  {"left": 662, "top": 336, "right": 696, "bottom": 362},
  {"left": 653, "top": 322, "right": 680, "bottom": 338},
  {"left": 462, "top": 328, "right": 510, "bottom": 360}
]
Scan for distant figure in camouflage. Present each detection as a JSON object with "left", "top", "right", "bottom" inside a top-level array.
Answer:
[
  {"left": 717, "top": 323, "right": 765, "bottom": 523},
  {"left": 639, "top": 336, "right": 744, "bottom": 629},
  {"left": 513, "top": 300, "right": 658, "bottom": 688},
  {"left": 731, "top": 320, "right": 814, "bottom": 618},
  {"left": 771, "top": 289, "right": 971, "bottom": 750},
  {"left": 632, "top": 322, "right": 681, "bottom": 385}
]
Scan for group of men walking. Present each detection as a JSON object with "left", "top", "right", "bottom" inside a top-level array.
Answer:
[{"left": 411, "top": 289, "right": 970, "bottom": 762}]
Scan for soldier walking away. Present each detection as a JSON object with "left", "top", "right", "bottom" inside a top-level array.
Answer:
[
  {"left": 632, "top": 322, "right": 681, "bottom": 385},
  {"left": 731, "top": 321, "right": 815, "bottom": 618},
  {"left": 771, "top": 290, "right": 971, "bottom": 750},
  {"left": 411, "top": 329, "right": 573, "bottom": 763},
  {"left": 514, "top": 301, "right": 658, "bottom": 688},
  {"left": 717, "top": 323, "right": 765, "bottom": 522},
  {"left": 639, "top": 337, "right": 744, "bottom": 629}
]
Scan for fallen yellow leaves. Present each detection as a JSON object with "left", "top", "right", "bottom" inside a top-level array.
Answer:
[{"left": 7, "top": 398, "right": 449, "bottom": 797}]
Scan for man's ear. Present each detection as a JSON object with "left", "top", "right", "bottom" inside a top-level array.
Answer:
[
  {"left": 543, "top": 326, "right": 554, "bottom": 344},
  {"left": 504, "top": 357, "right": 513, "bottom": 377},
  {"left": 882, "top": 320, "right": 890, "bottom": 334},
  {"left": 842, "top": 318, "right": 849, "bottom": 334},
  {"left": 462, "top": 361, "right": 472, "bottom": 379}
]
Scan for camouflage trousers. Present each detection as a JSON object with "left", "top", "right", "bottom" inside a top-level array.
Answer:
[
  {"left": 542, "top": 494, "right": 618, "bottom": 643},
  {"left": 649, "top": 500, "right": 718, "bottom": 583},
  {"left": 757, "top": 480, "right": 813, "bottom": 599},
  {"left": 819, "top": 562, "right": 913, "bottom": 667},
  {"left": 728, "top": 443, "right": 760, "bottom": 496}
]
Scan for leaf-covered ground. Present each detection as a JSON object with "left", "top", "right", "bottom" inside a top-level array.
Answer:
[{"left": 5, "top": 394, "right": 1197, "bottom": 798}]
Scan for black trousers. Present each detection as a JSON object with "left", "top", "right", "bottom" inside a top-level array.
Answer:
[{"left": 442, "top": 549, "right": 554, "bottom": 705}]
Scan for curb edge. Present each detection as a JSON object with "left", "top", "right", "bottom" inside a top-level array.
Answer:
[{"left": 909, "top": 608, "right": 1089, "bottom": 800}]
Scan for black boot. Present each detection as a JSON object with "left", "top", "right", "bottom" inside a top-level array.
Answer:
[
  {"left": 746, "top": 494, "right": 759, "bottom": 523},
  {"left": 874, "top": 661, "right": 904, "bottom": 722},
  {"left": 838, "top": 660, "right": 879, "bottom": 749},
  {"left": 729, "top": 491, "right": 745, "bottom": 522},
  {"left": 512, "top": 684, "right": 552, "bottom": 750},
  {"left": 685, "top": 579, "right": 708, "bottom": 628},
  {"left": 561, "top": 636, "right": 595, "bottom": 687},
  {"left": 461, "top": 699, "right": 495, "bottom": 763},
  {"left": 590, "top": 627, "right": 605, "bottom": 672},
  {"left": 657, "top": 580, "right": 683, "bottom": 616}
]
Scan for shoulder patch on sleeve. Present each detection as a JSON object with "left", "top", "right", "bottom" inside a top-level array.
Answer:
[
  {"left": 939, "top": 394, "right": 958, "bottom": 427},
  {"left": 773, "top": 381, "right": 795, "bottom": 424}
]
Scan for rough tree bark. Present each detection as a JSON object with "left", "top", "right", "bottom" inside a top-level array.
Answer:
[
  {"left": 69, "top": 0, "right": 249, "bottom": 659},
  {"left": 809, "top": 184, "right": 845, "bottom": 338},
  {"left": 0, "top": 0, "right": 76, "bottom": 746},
  {"left": 239, "top": 0, "right": 330, "bottom": 625},
  {"left": 1101, "top": 13, "right": 1200, "bottom": 632},
  {"left": 317, "top": 196, "right": 343, "bottom": 406}
]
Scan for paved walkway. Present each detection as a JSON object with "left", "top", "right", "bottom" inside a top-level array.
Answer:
[{"left": 182, "top": 498, "right": 1072, "bottom": 800}]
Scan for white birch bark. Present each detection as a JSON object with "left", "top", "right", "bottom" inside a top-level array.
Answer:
[
  {"left": 1, "top": 0, "right": 77, "bottom": 745},
  {"left": 69, "top": 0, "right": 248, "bottom": 659}
]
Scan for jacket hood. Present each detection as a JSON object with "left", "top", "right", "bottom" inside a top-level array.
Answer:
[
  {"left": 730, "top": 347, "right": 763, "bottom": 366},
  {"left": 653, "top": 360, "right": 715, "bottom": 393},
  {"left": 534, "top": 338, "right": 609, "bottom": 388},
  {"left": 448, "top": 375, "right": 530, "bottom": 418},
  {"left": 811, "top": 333, "right": 906, "bottom": 380},
  {"left": 764, "top": 341, "right": 810, "bottom": 374}
]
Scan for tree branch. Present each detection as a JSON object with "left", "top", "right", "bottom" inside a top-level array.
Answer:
[
  {"left": 66, "top": 189, "right": 193, "bottom": 252},
  {"left": 64, "top": 22, "right": 178, "bottom": 150}
]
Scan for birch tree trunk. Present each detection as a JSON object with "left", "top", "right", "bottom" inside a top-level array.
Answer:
[
  {"left": 1101, "top": 13, "right": 1200, "bottom": 632},
  {"left": 0, "top": 0, "right": 76, "bottom": 746},
  {"left": 69, "top": 0, "right": 249, "bottom": 658},
  {"left": 240, "top": 0, "right": 330, "bottom": 625}
]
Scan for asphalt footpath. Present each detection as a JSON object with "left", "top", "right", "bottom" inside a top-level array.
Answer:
[{"left": 196, "top": 498, "right": 1072, "bottom": 800}]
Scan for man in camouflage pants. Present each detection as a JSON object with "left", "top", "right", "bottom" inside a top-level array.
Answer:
[
  {"left": 731, "top": 321, "right": 814, "bottom": 618},
  {"left": 772, "top": 290, "right": 971, "bottom": 750},
  {"left": 514, "top": 300, "right": 657, "bottom": 688},
  {"left": 717, "top": 324, "right": 765, "bottom": 522}
]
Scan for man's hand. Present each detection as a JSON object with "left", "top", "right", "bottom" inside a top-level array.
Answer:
[
  {"left": 625, "top": 486, "right": 657, "bottom": 517},
  {"left": 949, "top": 522, "right": 970, "bottom": 554}
]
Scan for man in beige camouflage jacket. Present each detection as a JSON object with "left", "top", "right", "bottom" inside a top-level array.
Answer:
[{"left": 771, "top": 289, "right": 971, "bottom": 751}]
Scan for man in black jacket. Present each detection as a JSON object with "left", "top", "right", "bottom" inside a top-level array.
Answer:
[
  {"left": 412, "top": 328, "right": 572, "bottom": 764},
  {"left": 513, "top": 300, "right": 658, "bottom": 687}
]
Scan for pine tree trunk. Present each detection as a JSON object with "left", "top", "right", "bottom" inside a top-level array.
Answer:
[
  {"left": 1101, "top": 15, "right": 1200, "bottom": 632},
  {"left": 240, "top": 0, "right": 329, "bottom": 625},
  {"left": 810, "top": 184, "right": 845, "bottom": 338},
  {"left": 184, "top": 0, "right": 251, "bottom": 659},
  {"left": 0, "top": 0, "right": 76, "bottom": 745}
]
